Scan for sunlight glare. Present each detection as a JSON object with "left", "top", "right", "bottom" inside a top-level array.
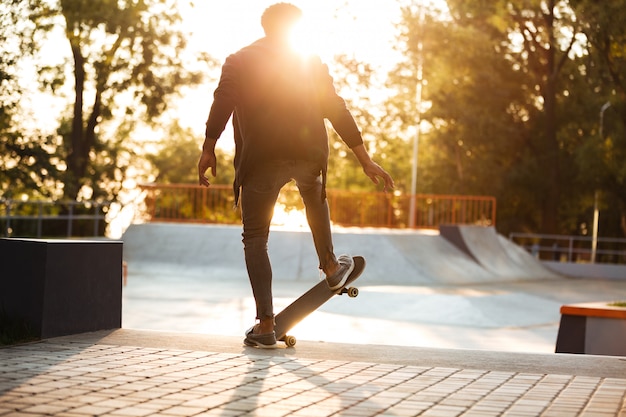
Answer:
[
  {"left": 271, "top": 203, "right": 308, "bottom": 230},
  {"left": 289, "top": 14, "right": 322, "bottom": 58}
]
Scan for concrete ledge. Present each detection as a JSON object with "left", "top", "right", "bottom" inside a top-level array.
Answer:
[
  {"left": 0, "top": 238, "right": 123, "bottom": 338},
  {"left": 561, "top": 302, "right": 626, "bottom": 319},
  {"left": 48, "top": 329, "right": 626, "bottom": 379},
  {"left": 556, "top": 302, "right": 626, "bottom": 356},
  {"left": 543, "top": 260, "right": 626, "bottom": 280}
]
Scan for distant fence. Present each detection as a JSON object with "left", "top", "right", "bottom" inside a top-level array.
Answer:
[
  {"left": 0, "top": 199, "right": 109, "bottom": 238},
  {"left": 139, "top": 183, "right": 496, "bottom": 229},
  {"left": 509, "top": 232, "right": 626, "bottom": 265}
]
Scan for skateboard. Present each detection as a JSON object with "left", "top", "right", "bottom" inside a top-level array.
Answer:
[{"left": 274, "top": 256, "right": 366, "bottom": 347}]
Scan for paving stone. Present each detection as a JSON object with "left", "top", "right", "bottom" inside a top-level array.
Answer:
[{"left": 0, "top": 335, "right": 625, "bottom": 417}]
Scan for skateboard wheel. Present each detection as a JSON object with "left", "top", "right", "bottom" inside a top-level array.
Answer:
[
  {"left": 347, "top": 287, "right": 359, "bottom": 298},
  {"left": 284, "top": 335, "right": 297, "bottom": 347}
]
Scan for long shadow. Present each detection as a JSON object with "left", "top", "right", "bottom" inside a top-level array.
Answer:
[
  {"left": 211, "top": 346, "right": 425, "bottom": 416},
  {"left": 0, "top": 338, "right": 101, "bottom": 407}
]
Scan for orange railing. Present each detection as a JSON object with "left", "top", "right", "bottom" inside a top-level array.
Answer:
[{"left": 138, "top": 183, "right": 496, "bottom": 229}]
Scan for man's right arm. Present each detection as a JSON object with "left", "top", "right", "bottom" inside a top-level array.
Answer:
[
  {"left": 199, "top": 55, "right": 239, "bottom": 187},
  {"left": 204, "top": 55, "right": 240, "bottom": 141}
]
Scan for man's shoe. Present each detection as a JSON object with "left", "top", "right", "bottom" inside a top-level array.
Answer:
[
  {"left": 244, "top": 326, "right": 277, "bottom": 348},
  {"left": 325, "top": 254, "right": 354, "bottom": 292}
]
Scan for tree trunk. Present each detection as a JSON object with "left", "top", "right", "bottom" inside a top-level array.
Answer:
[
  {"left": 65, "top": 40, "right": 86, "bottom": 201},
  {"left": 540, "top": 0, "right": 560, "bottom": 234}
]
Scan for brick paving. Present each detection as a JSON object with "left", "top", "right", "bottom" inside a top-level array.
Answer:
[{"left": 1, "top": 337, "right": 626, "bottom": 417}]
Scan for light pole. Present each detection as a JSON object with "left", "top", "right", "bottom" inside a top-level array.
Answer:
[
  {"left": 599, "top": 101, "right": 611, "bottom": 138},
  {"left": 592, "top": 101, "right": 611, "bottom": 263},
  {"left": 409, "top": 4, "right": 424, "bottom": 228}
]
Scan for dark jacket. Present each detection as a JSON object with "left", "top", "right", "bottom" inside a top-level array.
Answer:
[{"left": 205, "top": 37, "right": 364, "bottom": 203}]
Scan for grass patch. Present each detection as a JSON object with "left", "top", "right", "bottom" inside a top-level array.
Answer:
[
  {"left": 608, "top": 301, "right": 626, "bottom": 308},
  {"left": 0, "top": 308, "right": 38, "bottom": 346}
]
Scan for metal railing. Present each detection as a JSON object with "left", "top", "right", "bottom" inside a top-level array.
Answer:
[
  {"left": 138, "top": 183, "right": 496, "bottom": 229},
  {"left": 0, "top": 199, "right": 110, "bottom": 238},
  {"left": 509, "top": 232, "right": 626, "bottom": 265}
]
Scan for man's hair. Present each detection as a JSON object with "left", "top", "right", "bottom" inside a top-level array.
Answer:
[{"left": 261, "top": 3, "right": 302, "bottom": 38}]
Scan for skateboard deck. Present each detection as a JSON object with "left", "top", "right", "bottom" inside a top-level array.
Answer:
[{"left": 274, "top": 256, "right": 366, "bottom": 347}]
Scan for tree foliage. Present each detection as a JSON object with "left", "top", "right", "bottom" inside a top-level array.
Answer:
[
  {"left": 381, "top": 0, "right": 625, "bottom": 237},
  {"left": 0, "top": 1, "right": 57, "bottom": 199},
  {"left": 4, "top": 0, "right": 207, "bottom": 203},
  {"left": 146, "top": 121, "right": 234, "bottom": 185},
  {"left": 570, "top": 0, "right": 626, "bottom": 236},
  {"left": 4, "top": 0, "right": 626, "bottom": 239}
]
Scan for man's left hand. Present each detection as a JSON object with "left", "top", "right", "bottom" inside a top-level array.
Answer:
[{"left": 198, "top": 147, "right": 217, "bottom": 187}]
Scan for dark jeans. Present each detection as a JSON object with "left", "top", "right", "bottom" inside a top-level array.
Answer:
[{"left": 240, "top": 159, "right": 336, "bottom": 321}]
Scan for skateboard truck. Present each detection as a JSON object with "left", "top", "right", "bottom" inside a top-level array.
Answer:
[
  {"left": 339, "top": 286, "right": 359, "bottom": 297},
  {"left": 281, "top": 335, "right": 297, "bottom": 348}
]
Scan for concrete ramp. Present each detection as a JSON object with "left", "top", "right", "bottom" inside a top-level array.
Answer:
[
  {"left": 123, "top": 223, "right": 558, "bottom": 285},
  {"left": 329, "top": 229, "right": 499, "bottom": 285},
  {"left": 440, "top": 225, "right": 560, "bottom": 279}
]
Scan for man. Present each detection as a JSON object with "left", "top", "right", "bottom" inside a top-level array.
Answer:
[{"left": 198, "top": 3, "right": 394, "bottom": 348}]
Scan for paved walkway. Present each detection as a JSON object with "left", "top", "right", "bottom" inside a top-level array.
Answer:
[{"left": 2, "top": 330, "right": 625, "bottom": 416}]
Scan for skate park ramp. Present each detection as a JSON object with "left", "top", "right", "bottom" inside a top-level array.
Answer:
[
  {"left": 121, "top": 223, "right": 572, "bottom": 352},
  {"left": 440, "top": 225, "right": 560, "bottom": 279},
  {"left": 122, "top": 223, "right": 560, "bottom": 285}
]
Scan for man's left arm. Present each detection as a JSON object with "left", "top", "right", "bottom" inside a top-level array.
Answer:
[
  {"left": 314, "top": 62, "right": 394, "bottom": 191},
  {"left": 350, "top": 144, "right": 395, "bottom": 192},
  {"left": 316, "top": 62, "right": 363, "bottom": 149}
]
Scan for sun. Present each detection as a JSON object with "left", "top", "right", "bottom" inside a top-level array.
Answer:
[{"left": 288, "top": 14, "right": 324, "bottom": 58}]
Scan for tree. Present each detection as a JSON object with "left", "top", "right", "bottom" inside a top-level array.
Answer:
[
  {"left": 386, "top": 0, "right": 626, "bottom": 238},
  {"left": 0, "top": 2, "right": 57, "bottom": 200},
  {"left": 386, "top": 10, "right": 519, "bottom": 178},
  {"left": 444, "top": 0, "right": 584, "bottom": 234},
  {"left": 570, "top": 0, "right": 626, "bottom": 237},
  {"left": 147, "top": 121, "right": 234, "bottom": 185},
  {"left": 18, "top": 0, "right": 206, "bottom": 202}
]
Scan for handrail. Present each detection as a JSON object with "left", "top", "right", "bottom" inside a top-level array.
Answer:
[
  {"left": 0, "top": 199, "right": 110, "bottom": 238},
  {"left": 0, "top": 187, "right": 498, "bottom": 237},
  {"left": 509, "top": 232, "right": 626, "bottom": 265},
  {"left": 138, "top": 183, "right": 497, "bottom": 230}
]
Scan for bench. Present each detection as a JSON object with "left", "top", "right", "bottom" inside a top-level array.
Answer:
[{"left": 555, "top": 302, "right": 626, "bottom": 356}]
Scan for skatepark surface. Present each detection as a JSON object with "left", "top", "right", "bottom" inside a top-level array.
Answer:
[
  {"left": 2, "top": 223, "right": 626, "bottom": 417},
  {"left": 2, "top": 329, "right": 625, "bottom": 417},
  {"left": 121, "top": 223, "right": 626, "bottom": 354}
]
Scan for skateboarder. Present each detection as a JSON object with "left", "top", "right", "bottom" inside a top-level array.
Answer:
[{"left": 198, "top": 3, "right": 394, "bottom": 347}]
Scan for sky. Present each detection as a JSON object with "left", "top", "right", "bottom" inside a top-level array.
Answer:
[
  {"left": 183, "top": 0, "right": 402, "bottom": 66},
  {"left": 176, "top": 0, "right": 405, "bottom": 138},
  {"left": 25, "top": 1, "right": 442, "bottom": 146}
]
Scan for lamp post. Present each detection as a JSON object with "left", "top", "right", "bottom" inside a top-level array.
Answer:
[
  {"left": 592, "top": 101, "right": 611, "bottom": 263},
  {"left": 409, "top": 4, "right": 424, "bottom": 228},
  {"left": 599, "top": 101, "right": 611, "bottom": 138}
]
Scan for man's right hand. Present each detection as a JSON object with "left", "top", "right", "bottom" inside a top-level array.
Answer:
[{"left": 198, "top": 142, "right": 217, "bottom": 187}]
